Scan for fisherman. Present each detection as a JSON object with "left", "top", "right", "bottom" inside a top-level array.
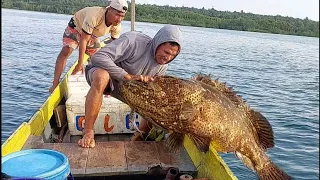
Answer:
[
  {"left": 78, "top": 25, "right": 182, "bottom": 148},
  {"left": 49, "top": 0, "right": 128, "bottom": 93}
]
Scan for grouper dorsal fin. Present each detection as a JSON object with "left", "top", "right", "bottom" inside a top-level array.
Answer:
[
  {"left": 193, "top": 73, "right": 245, "bottom": 107},
  {"left": 193, "top": 73, "right": 274, "bottom": 150}
]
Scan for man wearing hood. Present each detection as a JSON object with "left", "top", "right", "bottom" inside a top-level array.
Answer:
[{"left": 78, "top": 25, "right": 182, "bottom": 148}]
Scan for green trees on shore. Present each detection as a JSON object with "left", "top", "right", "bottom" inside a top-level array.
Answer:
[{"left": 2, "top": 0, "right": 319, "bottom": 37}]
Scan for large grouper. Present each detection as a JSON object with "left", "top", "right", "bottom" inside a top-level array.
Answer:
[{"left": 119, "top": 74, "right": 291, "bottom": 180}]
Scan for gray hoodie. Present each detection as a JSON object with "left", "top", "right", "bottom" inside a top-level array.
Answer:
[{"left": 89, "top": 25, "right": 182, "bottom": 82}]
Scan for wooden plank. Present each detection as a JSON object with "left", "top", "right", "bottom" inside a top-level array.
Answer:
[
  {"left": 154, "top": 141, "right": 196, "bottom": 173},
  {"left": 31, "top": 142, "right": 55, "bottom": 150},
  {"left": 22, "top": 135, "right": 44, "bottom": 150},
  {"left": 11, "top": 133, "right": 235, "bottom": 180},
  {"left": 125, "top": 141, "right": 160, "bottom": 172},
  {"left": 54, "top": 143, "right": 89, "bottom": 176},
  {"left": 131, "top": 0, "right": 135, "bottom": 31},
  {"left": 86, "top": 142, "right": 127, "bottom": 176},
  {"left": 53, "top": 105, "right": 67, "bottom": 127}
]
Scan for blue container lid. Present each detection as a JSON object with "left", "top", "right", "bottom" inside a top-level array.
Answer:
[{"left": 1, "top": 149, "right": 69, "bottom": 178}]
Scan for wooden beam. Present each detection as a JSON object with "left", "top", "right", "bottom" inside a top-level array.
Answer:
[{"left": 131, "top": 0, "right": 135, "bottom": 31}]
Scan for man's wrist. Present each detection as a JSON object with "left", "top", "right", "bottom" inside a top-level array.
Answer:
[
  {"left": 52, "top": 80, "right": 59, "bottom": 85},
  {"left": 77, "top": 60, "right": 84, "bottom": 65},
  {"left": 124, "top": 74, "right": 133, "bottom": 80}
]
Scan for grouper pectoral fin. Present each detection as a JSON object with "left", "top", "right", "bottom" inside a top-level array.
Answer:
[
  {"left": 165, "top": 132, "right": 184, "bottom": 153},
  {"left": 188, "top": 134, "right": 210, "bottom": 152},
  {"left": 248, "top": 109, "right": 274, "bottom": 150},
  {"left": 235, "top": 151, "right": 255, "bottom": 171},
  {"left": 178, "top": 101, "right": 195, "bottom": 125},
  {"left": 179, "top": 102, "right": 210, "bottom": 152}
]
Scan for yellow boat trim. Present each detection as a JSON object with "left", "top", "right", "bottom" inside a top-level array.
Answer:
[
  {"left": 183, "top": 136, "right": 238, "bottom": 180},
  {"left": 1, "top": 53, "right": 90, "bottom": 156},
  {"left": 1, "top": 122, "right": 31, "bottom": 156}
]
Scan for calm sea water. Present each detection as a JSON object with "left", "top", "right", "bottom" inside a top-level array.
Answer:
[{"left": 2, "top": 9, "right": 319, "bottom": 180}]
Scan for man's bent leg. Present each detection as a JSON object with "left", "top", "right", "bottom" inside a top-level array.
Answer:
[
  {"left": 49, "top": 46, "right": 74, "bottom": 93},
  {"left": 78, "top": 68, "right": 110, "bottom": 148},
  {"left": 50, "top": 25, "right": 79, "bottom": 93}
]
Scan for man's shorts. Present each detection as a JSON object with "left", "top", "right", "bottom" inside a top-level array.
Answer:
[
  {"left": 84, "top": 64, "right": 125, "bottom": 103},
  {"left": 62, "top": 25, "right": 101, "bottom": 56}
]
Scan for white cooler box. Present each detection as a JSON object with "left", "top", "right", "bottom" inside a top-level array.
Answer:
[
  {"left": 65, "top": 72, "right": 142, "bottom": 136},
  {"left": 68, "top": 72, "right": 87, "bottom": 82},
  {"left": 65, "top": 73, "right": 90, "bottom": 99},
  {"left": 66, "top": 94, "right": 143, "bottom": 135}
]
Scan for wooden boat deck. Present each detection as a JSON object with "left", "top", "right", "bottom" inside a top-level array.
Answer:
[{"left": 22, "top": 135, "right": 196, "bottom": 178}]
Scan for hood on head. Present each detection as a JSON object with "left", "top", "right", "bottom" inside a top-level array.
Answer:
[{"left": 151, "top": 25, "right": 182, "bottom": 61}]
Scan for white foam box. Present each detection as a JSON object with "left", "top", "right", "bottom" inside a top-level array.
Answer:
[
  {"left": 65, "top": 73, "right": 90, "bottom": 99},
  {"left": 66, "top": 81, "right": 90, "bottom": 99},
  {"left": 66, "top": 94, "right": 143, "bottom": 135},
  {"left": 67, "top": 72, "right": 87, "bottom": 82}
]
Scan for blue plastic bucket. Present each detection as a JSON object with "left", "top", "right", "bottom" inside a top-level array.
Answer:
[{"left": 1, "top": 149, "right": 72, "bottom": 180}]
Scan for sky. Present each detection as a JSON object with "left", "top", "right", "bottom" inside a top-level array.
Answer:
[{"left": 135, "top": 0, "right": 319, "bottom": 21}]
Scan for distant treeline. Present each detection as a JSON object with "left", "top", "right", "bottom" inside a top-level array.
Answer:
[{"left": 2, "top": 0, "right": 319, "bottom": 37}]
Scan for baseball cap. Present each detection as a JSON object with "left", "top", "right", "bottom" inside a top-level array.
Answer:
[{"left": 110, "top": 0, "right": 128, "bottom": 13}]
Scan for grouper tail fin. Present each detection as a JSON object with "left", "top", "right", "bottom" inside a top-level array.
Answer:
[{"left": 257, "top": 161, "right": 292, "bottom": 180}]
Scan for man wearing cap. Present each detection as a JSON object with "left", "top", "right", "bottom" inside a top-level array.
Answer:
[
  {"left": 49, "top": 0, "right": 128, "bottom": 93},
  {"left": 78, "top": 25, "right": 182, "bottom": 148}
]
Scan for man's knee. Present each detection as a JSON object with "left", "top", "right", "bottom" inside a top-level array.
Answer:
[
  {"left": 60, "top": 46, "right": 74, "bottom": 57},
  {"left": 91, "top": 69, "right": 110, "bottom": 92}
]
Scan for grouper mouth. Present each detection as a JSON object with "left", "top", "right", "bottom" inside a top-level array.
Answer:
[
  {"left": 119, "top": 76, "right": 188, "bottom": 131},
  {"left": 119, "top": 76, "right": 189, "bottom": 123},
  {"left": 119, "top": 78, "right": 170, "bottom": 128},
  {"left": 119, "top": 79, "right": 162, "bottom": 110},
  {"left": 119, "top": 76, "right": 202, "bottom": 111}
]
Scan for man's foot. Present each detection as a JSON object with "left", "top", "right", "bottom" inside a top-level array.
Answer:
[{"left": 78, "top": 129, "right": 96, "bottom": 148}]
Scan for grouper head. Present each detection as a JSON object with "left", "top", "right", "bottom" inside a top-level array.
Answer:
[{"left": 119, "top": 75, "right": 205, "bottom": 128}]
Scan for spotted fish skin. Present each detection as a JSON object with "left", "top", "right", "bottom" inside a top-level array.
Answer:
[{"left": 119, "top": 74, "right": 291, "bottom": 180}]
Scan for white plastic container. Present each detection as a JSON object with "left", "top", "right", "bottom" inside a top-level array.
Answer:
[
  {"left": 66, "top": 94, "right": 142, "bottom": 135},
  {"left": 66, "top": 81, "right": 90, "bottom": 99},
  {"left": 65, "top": 72, "right": 90, "bottom": 99},
  {"left": 65, "top": 68, "right": 142, "bottom": 135},
  {"left": 67, "top": 72, "right": 87, "bottom": 82}
]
